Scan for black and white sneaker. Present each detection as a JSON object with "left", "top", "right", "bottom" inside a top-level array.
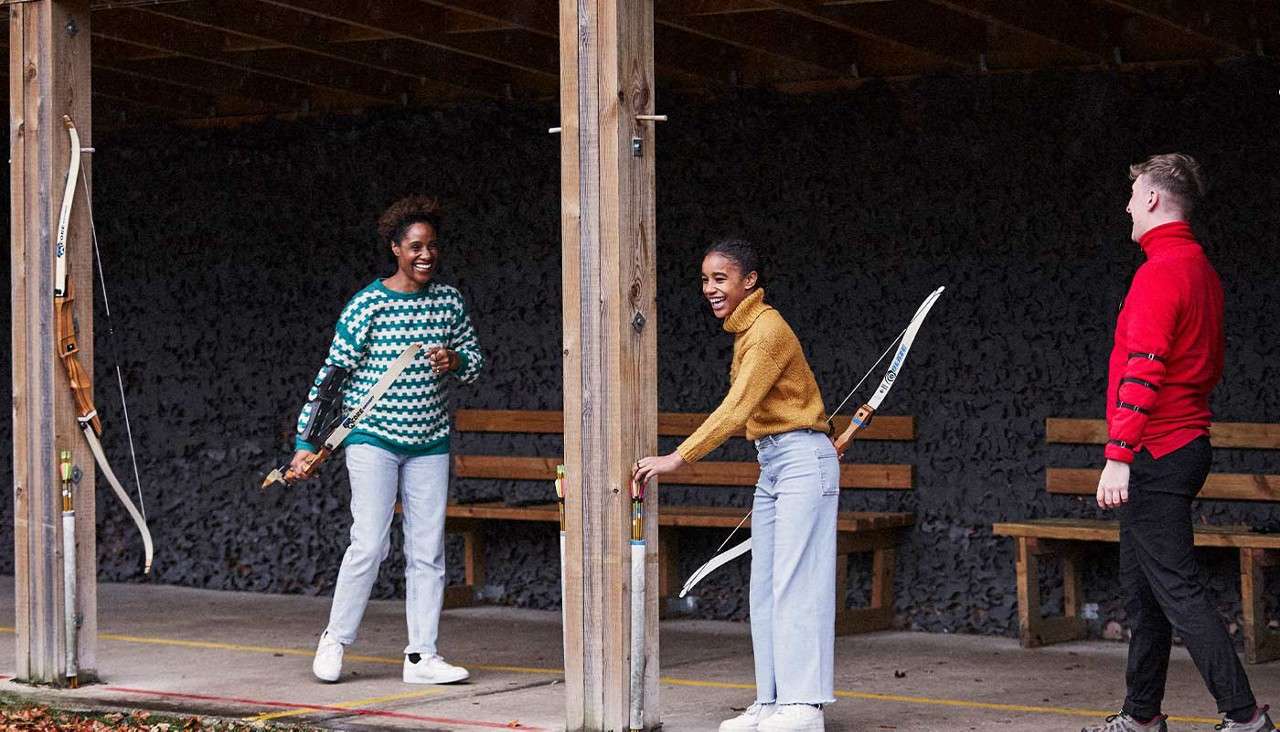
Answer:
[{"left": 1081, "top": 712, "right": 1168, "bottom": 732}]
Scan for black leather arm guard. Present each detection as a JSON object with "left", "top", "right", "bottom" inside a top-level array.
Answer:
[{"left": 299, "top": 365, "right": 349, "bottom": 446}]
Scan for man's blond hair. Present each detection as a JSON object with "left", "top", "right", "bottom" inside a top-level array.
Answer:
[{"left": 1129, "top": 153, "right": 1206, "bottom": 215}]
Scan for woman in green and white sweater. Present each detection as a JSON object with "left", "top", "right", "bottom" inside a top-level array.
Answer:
[{"left": 290, "top": 196, "right": 484, "bottom": 685}]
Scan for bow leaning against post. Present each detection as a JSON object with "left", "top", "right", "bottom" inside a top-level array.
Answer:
[
  {"left": 56, "top": 115, "right": 153, "bottom": 575},
  {"left": 678, "top": 286, "right": 946, "bottom": 598}
]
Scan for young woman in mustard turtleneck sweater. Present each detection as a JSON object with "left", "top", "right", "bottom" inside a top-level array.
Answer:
[{"left": 632, "top": 239, "right": 835, "bottom": 732}]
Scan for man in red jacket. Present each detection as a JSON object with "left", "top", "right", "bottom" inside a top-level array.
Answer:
[{"left": 1083, "top": 155, "right": 1273, "bottom": 732}]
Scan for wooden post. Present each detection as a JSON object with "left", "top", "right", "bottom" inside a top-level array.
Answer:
[
  {"left": 559, "top": 0, "right": 659, "bottom": 729},
  {"left": 10, "top": 0, "right": 97, "bottom": 684}
]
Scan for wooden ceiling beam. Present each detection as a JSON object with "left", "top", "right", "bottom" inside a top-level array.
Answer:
[
  {"left": 757, "top": 0, "right": 976, "bottom": 70},
  {"left": 93, "top": 62, "right": 280, "bottom": 117},
  {"left": 925, "top": 0, "right": 1109, "bottom": 64},
  {"left": 91, "top": 28, "right": 373, "bottom": 110},
  {"left": 1099, "top": 0, "right": 1253, "bottom": 55},
  {"left": 413, "top": 0, "right": 730, "bottom": 85},
  {"left": 656, "top": 8, "right": 848, "bottom": 77},
  {"left": 253, "top": 0, "right": 558, "bottom": 83},
  {"left": 415, "top": 0, "right": 558, "bottom": 37},
  {"left": 91, "top": 10, "right": 400, "bottom": 105},
  {"left": 127, "top": 3, "right": 491, "bottom": 100},
  {"left": 653, "top": 21, "right": 816, "bottom": 86}
]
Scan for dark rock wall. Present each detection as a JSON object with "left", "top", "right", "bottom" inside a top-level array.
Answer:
[{"left": 1, "top": 59, "right": 1277, "bottom": 639}]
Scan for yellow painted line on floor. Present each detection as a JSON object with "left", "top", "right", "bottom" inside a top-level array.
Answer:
[
  {"left": 0, "top": 626, "right": 1222, "bottom": 725},
  {"left": 655, "top": 676, "right": 1219, "bottom": 725},
  {"left": 246, "top": 688, "right": 441, "bottom": 722},
  {"left": 0, "top": 626, "right": 558, "bottom": 675}
]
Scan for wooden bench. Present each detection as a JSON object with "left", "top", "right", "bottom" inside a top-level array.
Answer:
[
  {"left": 439, "top": 408, "right": 918, "bottom": 635},
  {"left": 994, "top": 418, "right": 1280, "bottom": 663}
]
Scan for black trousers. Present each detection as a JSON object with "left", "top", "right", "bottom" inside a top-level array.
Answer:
[{"left": 1120, "top": 436, "right": 1256, "bottom": 719}]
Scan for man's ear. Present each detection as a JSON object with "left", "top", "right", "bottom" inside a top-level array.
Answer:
[{"left": 1146, "top": 189, "right": 1160, "bottom": 212}]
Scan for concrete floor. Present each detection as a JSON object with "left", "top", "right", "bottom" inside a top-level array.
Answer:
[{"left": 1, "top": 580, "right": 1275, "bottom": 730}]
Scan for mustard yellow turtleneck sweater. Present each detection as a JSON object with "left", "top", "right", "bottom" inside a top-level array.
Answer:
[{"left": 676, "top": 288, "right": 831, "bottom": 464}]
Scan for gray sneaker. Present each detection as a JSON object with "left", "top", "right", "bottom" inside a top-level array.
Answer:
[
  {"left": 1081, "top": 713, "right": 1168, "bottom": 732},
  {"left": 1217, "top": 706, "right": 1276, "bottom": 731}
]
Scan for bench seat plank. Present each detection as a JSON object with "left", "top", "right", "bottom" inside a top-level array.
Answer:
[
  {"left": 993, "top": 518, "right": 1280, "bottom": 549},
  {"left": 1047, "top": 418, "right": 1280, "bottom": 450},
  {"left": 446, "top": 501, "right": 913, "bottom": 533},
  {"left": 1046, "top": 468, "right": 1280, "bottom": 502},
  {"left": 455, "top": 409, "right": 916, "bottom": 441},
  {"left": 453, "top": 455, "right": 912, "bottom": 490}
]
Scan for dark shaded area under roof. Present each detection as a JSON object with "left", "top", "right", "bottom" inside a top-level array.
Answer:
[{"left": 2, "top": 0, "right": 1277, "bottom": 127}]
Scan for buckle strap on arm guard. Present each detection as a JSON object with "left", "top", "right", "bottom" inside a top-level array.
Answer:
[
  {"left": 1127, "top": 351, "right": 1166, "bottom": 363},
  {"left": 300, "top": 366, "right": 349, "bottom": 445},
  {"left": 1119, "top": 376, "right": 1159, "bottom": 391}
]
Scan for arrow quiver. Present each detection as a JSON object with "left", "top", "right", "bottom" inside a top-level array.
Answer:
[{"left": 298, "top": 365, "right": 349, "bottom": 446}]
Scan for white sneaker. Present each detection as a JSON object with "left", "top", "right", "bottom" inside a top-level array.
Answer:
[
  {"left": 759, "top": 704, "right": 824, "bottom": 732},
  {"left": 403, "top": 654, "right": 469, "bottom": 684},
  {"left": 312, "top": 631, "right": 343, "bottom": 682},
  {"left": 720, "top": 702, "right": 777, "bottom": 731}
]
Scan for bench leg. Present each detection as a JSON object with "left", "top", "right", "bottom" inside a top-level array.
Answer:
[
  {"left": 1241, "top": 548, "right": 1280, "bottom": 664},
  {"left": 835, "top": 543, "right": 896, "bottom": 636},
  {"left": 658, "top": 526, "right": 679, "bottom": 605},
  {"left": 1015, "top": 538, "right": 1087, "bottom": 648},
  {"left": 442, "top": 519, "right": 483, "bottom": 608}
]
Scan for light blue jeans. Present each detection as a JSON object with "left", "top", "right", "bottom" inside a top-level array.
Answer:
[
  {"left": 325, "top": 444, "right": 450, "bottom": 656},
  {"left": 751, "top": 429, "right": 839, "bottom": 706}
]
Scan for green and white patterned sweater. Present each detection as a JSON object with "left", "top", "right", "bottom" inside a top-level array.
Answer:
[{"left": 295, "top": 279, "right": 484, "bottom": 456}]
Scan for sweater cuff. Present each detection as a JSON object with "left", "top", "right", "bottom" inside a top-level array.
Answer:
[
  {"left": 295, "top": 438, "right": 319, "bottom": 453},
  {"left": 1104, "top": 440, "right": 1135, "bottom": 463},
  {"left": 675, "top": 441, "right": 705, "bottom": 465}
]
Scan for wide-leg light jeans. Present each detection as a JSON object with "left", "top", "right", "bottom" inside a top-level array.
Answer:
[
  {"left": 324, "top": 443, "right": 450, "bottom": 656},
  {"left": 750, "top": 429, "right": 839, "bottom": 706}
]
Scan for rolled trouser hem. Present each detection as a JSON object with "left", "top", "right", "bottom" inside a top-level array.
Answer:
[
  {"left": 1122, "top": 700, "right": 1161, "bottom": 721},
  {"left": 324, "top": 628, "right": 356, "bottom": 646},
  {"left": 1216, "top": 693, "right": 1258, "bottom": 715},
  {"left": 777, "top": 698, "right": 835, "bottom": 706},
  {"left": 404, "top": 646, "right": 438, "bottom": 656}
]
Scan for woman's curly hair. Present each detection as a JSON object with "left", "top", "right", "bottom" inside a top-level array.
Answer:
[{"left": 377, "top": 195, "right": 443, "bottom": 244}]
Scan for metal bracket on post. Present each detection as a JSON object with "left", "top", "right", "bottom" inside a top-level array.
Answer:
[{"left": 631, "top": 115, "right": 666, "bottom": 158}]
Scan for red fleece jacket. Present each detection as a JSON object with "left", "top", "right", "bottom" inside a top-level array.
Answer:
[{"left": 1105, "top": 221, "right": 1224, "bottom": 463}]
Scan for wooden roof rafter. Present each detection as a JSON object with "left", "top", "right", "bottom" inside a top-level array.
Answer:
[
  {"left": 925, "top": 0, "right": 1111, "bottom": 65},
  {"left": 754, "top": 0, "right": 978, "bottom": 71},
  {"left": 251, "top": 0, "right": 558, "bottom": 85},
  {"left": 89, "top": 34, "right": 329, "bottom": 115},
  {"left": 121, "top": 2, "right": 494, "bottom": 101},
  {"left": 656, "top": 2, "right": 868, "bottom": 79},
  {"left": 91, "top": 11, "right": 399, "bottom": 108},
  {"left": 1100, "top": 0, "right": 1256, "bottom": 56},
  {"left": 406, "top": 0, "right": 736, "bottom": 87}
]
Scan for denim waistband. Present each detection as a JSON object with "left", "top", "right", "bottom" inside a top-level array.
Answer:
[{"left": 754, "top": 428, "right": 824, "bottom": 450}]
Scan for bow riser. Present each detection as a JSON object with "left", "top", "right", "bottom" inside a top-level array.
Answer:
[{"left": 54, "top": 282, "right": 102, "bottom": 435}]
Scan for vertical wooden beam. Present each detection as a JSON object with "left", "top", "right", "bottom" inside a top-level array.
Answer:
[
  {"left": 560, "top": 0, "right": 658, "bottom": 728},
  {"left": 10, "top": 0, "right": 97, "bottom": 684}
]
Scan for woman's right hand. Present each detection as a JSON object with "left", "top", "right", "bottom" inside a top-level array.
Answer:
[{"left": 288, "top": 449, "right": 317, "bottom": 481}]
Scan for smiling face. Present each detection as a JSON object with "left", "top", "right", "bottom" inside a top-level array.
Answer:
[
  {"left": 701, "top": 251, "right": 758, "bottom": 320},
  {"left": 391, "top": 221, "right": 440, "bottom": 287}
]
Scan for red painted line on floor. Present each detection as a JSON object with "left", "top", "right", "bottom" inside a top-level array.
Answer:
[{"left": 102, "top": 685, "right": 549, "bottom": 730}]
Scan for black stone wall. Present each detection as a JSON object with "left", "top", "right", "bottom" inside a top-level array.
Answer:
[{"left": 2, "top": 59, "right": 1277, "bottom": 640}]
